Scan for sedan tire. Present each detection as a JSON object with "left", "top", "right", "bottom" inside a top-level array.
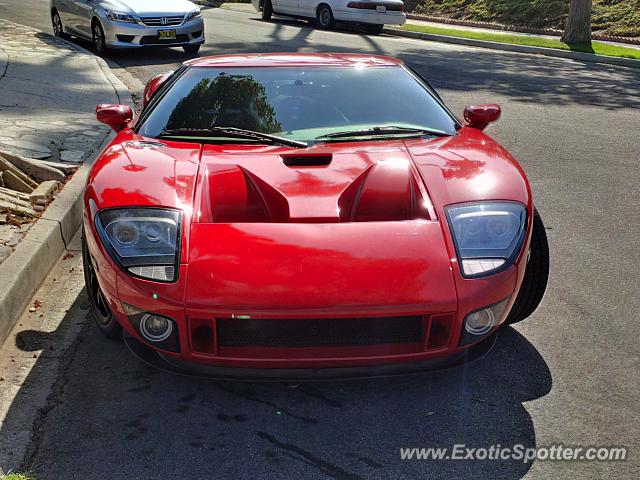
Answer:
[
  {"left": 262, "top": 0, "right": 273, "bottom": 20},
  {"left": 51, "top": 10, "right": 70, "bottom": 40},
  {"left": 183, "top": 44, "right": 201, "bottom": 55},
  {"left": 505, "top": 209, "right": 550, "bottom": 324},
  {"left": 364, "top": 24, "right": 384, "bottom": 35},
  {"left": 92, "top": 20, "right": 110, "bottom": 57},
  {"left": 316, "top": 4, "right": 335, "bottom": 29}
]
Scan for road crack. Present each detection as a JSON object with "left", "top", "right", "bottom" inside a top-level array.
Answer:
[{"left": 257, "top": 431, "right": 365, "bottom": 480}]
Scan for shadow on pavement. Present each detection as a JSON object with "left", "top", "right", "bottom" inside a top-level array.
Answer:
[
  {"left": 1, "top": 289, "right": 552, "bottom": 480},
  {"left": 47, "top": 13, "right": 640, "bottom": 111}
]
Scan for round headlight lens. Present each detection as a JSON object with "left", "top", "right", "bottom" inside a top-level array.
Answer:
[
  {"left": 113, "top": 222, "right": 139, "bottom": 246},
  {"left": 486, "top": 216, "right": 516, "bottom": 239},
  {"left": 144, "top": 223, "right": 163, "bottom": 243}
]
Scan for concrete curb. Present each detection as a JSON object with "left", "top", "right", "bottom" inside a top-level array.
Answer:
[
  {"left": 0, "top": 25, "right": 131, "bottom": 346},
  {"left": 383, "top": 27, "right": 640, "bottom": 69},
  {"left": 0, "top": 50, "right": 7, "bottom": 81}
]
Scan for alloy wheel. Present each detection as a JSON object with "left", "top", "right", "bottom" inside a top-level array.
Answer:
[
  {"left": 52, "top": 13, "right": 63, "bottom": 37},
  {"left": 93, "top": 23, "right": 106, "bottom": 55},
  {"left": 317, "top": 6, "right": 334, "bottom": 28}
]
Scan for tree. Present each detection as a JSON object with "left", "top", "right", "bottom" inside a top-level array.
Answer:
[
  {"left": 561, "top": 0, "right": 593, "bottom": 45},
  {"left": 166, "top": 74, "right": 281, "bottom": 134}
]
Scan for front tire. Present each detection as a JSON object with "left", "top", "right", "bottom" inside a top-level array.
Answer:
[
  {"left": 183, "top": 44, "right": 201, "bottom": 55},
  {"left": 262, "top": 0, "right": 273, "bottom": 20},
  {"left": 505, "top": 209, "right": 550, "bottom": 324},
  {"left": 92, "top": 20, "right": 109, "bottom": 57},
  {"left": 316, "top": 4, "right": 335, "bottom": 29},
  {"left": 364, "top": 23, "right": 384, "bottom": 35},
  {"left": 82, "top": 234, "right": 122, "bottom": 339},
  {"left": 51, "top": 10, "right": 70, "bottom": 40}
]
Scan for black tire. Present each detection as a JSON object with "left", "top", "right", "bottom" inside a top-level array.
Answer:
[
  {"left": 505, "top": 209, "right": 550, "bottom": 324},
  {"left": 82, "top": 234, "right": 122, "bottom": 339},
  {"left": 364, "top": 23, "right": 384, "bottom": 35},
  {"left": 51, "top": 10, "right": 70, "bottom": 39},
  {"left": 92, "top": 20, "right": 109, "bottom": 57},
  {"left": 183, "top": 44, "right": 201, "bottom": 55},
  {"left": 262, "top": 0, "right": 273, "bottom": 20},
  {"left": 316, "top": 4, "right": 335, "bottom": 29}
]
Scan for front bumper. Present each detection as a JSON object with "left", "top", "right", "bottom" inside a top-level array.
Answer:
[
  {"left": 105, "top": 262, "right": 519, "bottom": 371},
  {"left": 124, "top": 330, "right": 497, "bottom": 381},
  {"left": 85, "top": 217, "right": 525, "bottom": 374},
  {"left": 101, "top": 17, "right": 205, "bottom": 48}
]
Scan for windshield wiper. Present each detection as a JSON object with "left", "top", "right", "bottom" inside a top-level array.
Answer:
[
  {"left": 316, "top": 125, "right": 451, "bottom": 141},
  {"left": 158, "top": 127, "right": 307, "bottom": 148}
]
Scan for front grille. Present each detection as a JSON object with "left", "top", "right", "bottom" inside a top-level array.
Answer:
[
  {"left": 140, "top": 16, "right": 184, "bottom": 27},
  {"left": 140, "top": 34, "right": 189, "bottom": 45},
  {"left": 216, "top": 316, "right": 424, "bottom": 348}
]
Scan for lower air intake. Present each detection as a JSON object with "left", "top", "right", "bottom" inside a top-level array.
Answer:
[{"left": 216, "top": 315, "right": 424, "bottom": 348}]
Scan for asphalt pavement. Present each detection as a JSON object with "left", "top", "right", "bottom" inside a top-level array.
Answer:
[{"left": 0, "top": 2, "right": 639, "bottom": 479}]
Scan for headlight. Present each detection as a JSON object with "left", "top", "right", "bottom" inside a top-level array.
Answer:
[
  {"left": 95, "top": 208, "right": 182, "bottom": 282},
  {"left": 185, "top": 9, "right": 201, "bottom": 21},
  {"left": 106, "top": 11, "right": 137, "bottom": 23},
  {"left": 445, "top": 201, "right": 526, "bottom": 277}
]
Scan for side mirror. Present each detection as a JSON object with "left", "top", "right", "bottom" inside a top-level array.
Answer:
[
  {"left": 143, "top": 71, "right": 173, "bottom": 108},
  {"left": 96, "top": 104, "right": 133, "bottom": 132},
  {"left": 463, "top": 104, "right": 501, "bottom": 131}
]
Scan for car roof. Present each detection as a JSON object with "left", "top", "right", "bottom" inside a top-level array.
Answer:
[{"left": 185, "top": 53, "right": 405, "bottom": 68}]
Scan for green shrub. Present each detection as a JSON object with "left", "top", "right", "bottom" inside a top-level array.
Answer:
[{"left": 413, "top": 0, "right": 640, "bottom": 37}]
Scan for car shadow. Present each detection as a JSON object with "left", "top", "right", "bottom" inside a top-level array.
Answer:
[{"left": 1, "top": 287, "right": 551, "bottom": 479}]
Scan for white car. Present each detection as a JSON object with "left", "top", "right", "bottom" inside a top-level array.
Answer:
[
  {"left": 252, "top": 0, "right": 406, "bottom": 34},
  {"left": 50, "top": 0, "right": 205, "bottom": 56}
]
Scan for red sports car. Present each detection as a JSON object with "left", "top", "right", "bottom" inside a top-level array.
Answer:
[{"left": 84, "top": 53, "right": 549, "bottom": 379}]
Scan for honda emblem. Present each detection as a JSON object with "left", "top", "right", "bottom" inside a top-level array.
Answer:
[{"left": 161, "top": 17, "right": 168, "bottom": 25}]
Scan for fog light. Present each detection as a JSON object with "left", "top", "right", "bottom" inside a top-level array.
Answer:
[
  {"left": 140, "top": 313, "right": 172, "bottom": 342},
  {"left": 459, "top": 297, "right": 510, "bottom": 346},
  {"left": 465, "top": 309, "right": 495, "bottom": 335}
]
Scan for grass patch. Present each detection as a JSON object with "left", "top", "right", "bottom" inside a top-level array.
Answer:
[
  {"left": 410, "top": 0, "right": 640, "bottom": 38},
  {"left": 400, "top": 24, "right": 640, "bottom": 60},
  {"left": 1, "top": 474, "right": 37, "bottom": 480}
]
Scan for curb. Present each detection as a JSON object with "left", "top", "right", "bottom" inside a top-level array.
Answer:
[
  {"left": 383, "top": 28, "right": 640, "bottom": 69},
  {"left": 0, "top": 25, "right": 131, "bottom": 346},
  {"left": 0, "top": 134, "right": 113, "bottom": 346}
]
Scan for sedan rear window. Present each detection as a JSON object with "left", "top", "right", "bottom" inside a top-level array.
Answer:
[{"left": 138, "top": 66, "right": 457, "bottom": 143}]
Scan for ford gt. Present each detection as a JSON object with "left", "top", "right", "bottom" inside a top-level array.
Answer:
[{"left": 84, "top": 53, "right": 549, "bottom": 378}]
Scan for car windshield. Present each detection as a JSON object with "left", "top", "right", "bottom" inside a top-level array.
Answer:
[{"left": 138, "top": 66, "right": 458, "bottom": 143}]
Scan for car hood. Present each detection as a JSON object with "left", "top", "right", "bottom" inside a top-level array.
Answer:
[
  {"left": 101, "top": 0, "right": 198, "bottom": 16},
  {"left": 193, "top": 128, "right": 530, "bottom": 225},
  {"left": 87, "top": 129, "right": 530, "bottom": 222}
]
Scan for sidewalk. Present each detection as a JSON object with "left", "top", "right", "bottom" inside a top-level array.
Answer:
[{"left": 0, "top": 20, "right": 130, "bottom": 345}]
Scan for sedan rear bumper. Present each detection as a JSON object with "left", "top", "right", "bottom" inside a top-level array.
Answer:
[{"left": 333, "top": 9, "right": 406, "bottom": 26}]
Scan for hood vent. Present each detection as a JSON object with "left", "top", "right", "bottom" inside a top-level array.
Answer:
[{"left": 281, "top": 153, "right": 332, "bottom": 167}]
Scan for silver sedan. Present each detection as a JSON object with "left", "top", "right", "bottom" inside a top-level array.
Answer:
[{"left": 50, "top": 0, "right": 205, "bottom": 56}]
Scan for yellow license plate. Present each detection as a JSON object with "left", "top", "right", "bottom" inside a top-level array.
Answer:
[{"left": 158, "top": 29, "right": 177, "bottom": 40}]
